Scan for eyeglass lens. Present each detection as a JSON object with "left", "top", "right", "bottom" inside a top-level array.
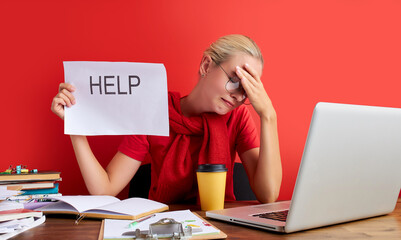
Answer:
[
  {"left": 225, "top": 77, "right": 241, "bottom": 92},
  {"left": 225, "top": 80, "right": 247, "bottom": 102}
]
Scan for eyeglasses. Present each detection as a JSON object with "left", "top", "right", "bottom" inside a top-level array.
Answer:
[{"left": 213, "top": 59, "right": 248, "bottom": 103}]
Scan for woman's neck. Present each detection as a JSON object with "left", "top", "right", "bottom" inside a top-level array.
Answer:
[{"left": 180, "top": 84, "right": 206, "bottom": 117}]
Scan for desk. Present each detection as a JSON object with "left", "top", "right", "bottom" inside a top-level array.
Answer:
[{"left": 10, "top": 198, "right": 401, "bottom": 239}]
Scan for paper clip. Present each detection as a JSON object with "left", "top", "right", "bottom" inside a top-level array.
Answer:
[
  {"left": 75, "top": 214, "right": 86, "bottom": 225},
  {"left": 122, "top": 218, "right": 192, "bottom": 239}
]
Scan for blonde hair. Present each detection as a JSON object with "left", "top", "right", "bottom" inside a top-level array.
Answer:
[{"left": 204, "top": 34, "right": 263, "bottom": 65}]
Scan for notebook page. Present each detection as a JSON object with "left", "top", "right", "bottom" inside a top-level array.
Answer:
[
  {"left": 46, "top": 195, "right": 120, "bottom": 213},
  {"left": 85, "top": 198, "right": 167, "bottom": 215}
]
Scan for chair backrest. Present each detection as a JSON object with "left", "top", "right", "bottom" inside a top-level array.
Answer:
[
  {"left": 129, "top": 162, "right": 257, "bottom": 200},
  {"left": 128, "top": 163, "right": 151, "bottom": 198},
  {"left": 233, "top": 162, "right": 257, "bottom": 200}
]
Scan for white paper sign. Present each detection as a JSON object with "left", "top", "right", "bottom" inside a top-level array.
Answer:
[{"left": 63, "top": 61, "right": 169, "bottom": 136}]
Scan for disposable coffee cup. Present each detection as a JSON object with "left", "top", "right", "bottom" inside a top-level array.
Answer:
[{"left": 196, "top": 164, "right": 228, "bottom": 211}]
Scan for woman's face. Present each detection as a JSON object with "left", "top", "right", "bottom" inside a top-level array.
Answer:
[{"left": 201, "top": 53, "right": 263, "bottom": 115}]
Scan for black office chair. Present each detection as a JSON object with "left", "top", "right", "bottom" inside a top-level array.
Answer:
[
  {"left": 233, "top": 162, "right": 257, "bottom": 200},
  {"left": 129, "top": 162, "right": 256, "bottom": 200},
  {"left": 128, "top": 164, "right": 151, "bottom": 199}
]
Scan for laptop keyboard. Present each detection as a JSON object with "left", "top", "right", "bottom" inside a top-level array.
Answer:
[{"left": 252, "top": 210, "right": 288, "bottom": 222}]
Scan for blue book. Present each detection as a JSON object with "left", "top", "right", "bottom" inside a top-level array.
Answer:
[{"left": 21, "top": 183, "right": 59, "bottom": 195}]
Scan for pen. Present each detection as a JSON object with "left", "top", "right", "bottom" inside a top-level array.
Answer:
[{"left": 127, "top": 214, "right": 156, "bottom": 228}]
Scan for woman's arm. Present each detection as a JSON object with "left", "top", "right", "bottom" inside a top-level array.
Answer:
[
  {"left": 240, "top": 116, "right": 282, "bottom": 203},
  {"left": 236, "top": 64, "right": 282, "bottom": 203},
  {"left": 70, "top": 136, "right": 141, "bottom": 196}
]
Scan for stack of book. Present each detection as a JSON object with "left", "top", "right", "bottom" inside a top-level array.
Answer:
[
  {"left": 0, "top": 171, "right": 62, "bottom": 210},
  {"left": 0, "top": 186, "right": 46, "bottom": 239}
]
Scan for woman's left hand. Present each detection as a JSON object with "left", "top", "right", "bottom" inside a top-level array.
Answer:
[{"left": 236, "top": 64, "right": 276, "bottom": 120}]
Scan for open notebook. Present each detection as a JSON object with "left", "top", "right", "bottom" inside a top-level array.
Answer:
[{"left": 37, "top": 195, "right": 168, "bottom": 220}]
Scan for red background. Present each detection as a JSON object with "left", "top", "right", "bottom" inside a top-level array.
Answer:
[{"left": 1, "top": 1, "right": 400, "bottom": 200}]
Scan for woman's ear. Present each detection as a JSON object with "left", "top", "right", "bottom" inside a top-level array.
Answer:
[{"left": 199, "top": 55, "right": 213, "bottom": 77}]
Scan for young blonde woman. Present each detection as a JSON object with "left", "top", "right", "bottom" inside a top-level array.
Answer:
[{"left": 51, "top": 34, "right": 282, "bottom": 204}]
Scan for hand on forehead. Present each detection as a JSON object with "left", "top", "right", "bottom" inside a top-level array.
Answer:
[{"left": 220, "top": 53, "right": 263, "bottom": 77}]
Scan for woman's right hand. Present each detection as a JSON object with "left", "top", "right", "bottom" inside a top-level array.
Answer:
[{"left": 51, "top": 83, "right": 76, "bottom": 120}]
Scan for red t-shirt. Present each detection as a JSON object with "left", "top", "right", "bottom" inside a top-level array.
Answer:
[{"left": 118, "top": 100, "right": 259, "bottom": 202}]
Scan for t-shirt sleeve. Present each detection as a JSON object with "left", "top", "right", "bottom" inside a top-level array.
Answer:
[
  {"left": 235, "top": 106, "right": 260, "bottom": 155},
  {"left": 118, "top": 135, "right": 149, "bottom": 162}
]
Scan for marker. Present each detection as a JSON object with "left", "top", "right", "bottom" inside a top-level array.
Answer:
[{"left": 127, "top": 214, "right": 156, "bottom": 228}]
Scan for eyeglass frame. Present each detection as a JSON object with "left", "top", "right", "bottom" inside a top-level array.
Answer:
[{"left": 211, "top": 59, "right": 248, "bottom": 103}]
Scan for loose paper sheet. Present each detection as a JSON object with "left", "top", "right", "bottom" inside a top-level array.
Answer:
[
  {"left": 103, "top": 210, "right": 220, "bottom": 239},
  {"left": 64, "top": 61, "right": 169, "bottom": 136}
]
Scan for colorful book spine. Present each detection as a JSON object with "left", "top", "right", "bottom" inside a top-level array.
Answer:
[
  {"left": 7, "top": 193, "right": 62, "bottom": 201},
  {"left": 20, "top": 183, "right": 59, "bottom": 196}
]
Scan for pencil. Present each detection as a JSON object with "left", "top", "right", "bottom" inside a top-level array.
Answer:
[{"left": 128, "top": 214, "right": 156, "bottom": 228}]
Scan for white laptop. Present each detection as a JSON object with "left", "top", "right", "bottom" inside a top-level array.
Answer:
[{"left": 207, "top": 102, "right": 401, "bottom": 233}]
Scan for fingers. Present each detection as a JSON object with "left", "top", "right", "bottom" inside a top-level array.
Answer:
[
  {"left": 235, "top": 63, "right": 269, "bottom": 102},
  {"left": 57, "top": 82, "right": 76, "bottom": 106},
  {"left": 51, "top": 97, "right": 67, "bottom": 120},
  {"left": 236, "top": 65, "right": 260, "bottom": 87},
  {"left": 234, "top": 64, "right": 274, "bottom": 118},
  {"left": 59, "top": 82, "right": 76, "bottom": 93},
  {"left": 51, "top": 83, "right": 77, "bottom": 120},
  {"left": 244, "top": 63, "right": 261, "bottom": 83},
  {"left": 236, "top": 68, "right": 252, "bottom": 95},
  {"left": 59, "top": 88, "right": 76, "bottom": 106},
  {"left": 236, "top": 65, "right": 260, "bottom": 95}
]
